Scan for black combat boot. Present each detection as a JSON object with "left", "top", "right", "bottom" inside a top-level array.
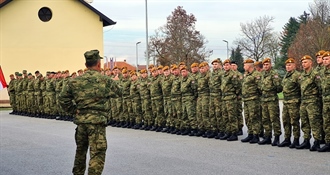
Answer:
[
  {"left": 310, "top": 140, "right": 320, "bottom": 151},
  {"left": 150, "top": 126, "right": 158, "bottom": 131},
  {"left": 227, "top": 133, "right": 238, "bottom": 141},
  {"left": 207, "top": 131, "right": 217, "bottom": 138},
  {"left": 145, "top": 125, "right": 151, "bottom": 131},
  {"left": 318, "top": 143, "right": 330, "bottom": 152},
  {"left": 219, "top": 133, "right": 231, "bottom": 140},
  {"left": 278, "top": 138, "right": 291, "bottom": 147},
  {"left": 156, "top": 126, "right": 163, "bottom": 132},
  {"left": 296, "top": 139, "right": 310, "bottom": 149},
  {"left": 249, "top": 135, "right": 259, "bottom": 144},
  {"left": 237, "top": 128, "right": 243, "bottom": 136},
  {"left": 271, "top": 136, "right": 280, "bottom": 146},
  {"left": 162, "top": 127, "right": 170, "bottom": 133},
  {"left": 189, "top": 129, "right": 197, "bottom": 136},
  {"left": 181, "top": 128, "right": 191, "bottom": 136},
  {"left": 195, "top": 130, "right": 205, "bottom": 137},
  {"left": 241, "top": 134, "right": 253, "bottom": 143},
  {"left": 289, "top": 138, "right": 300, "bottom": 149},
  {"left": 215, "top": 132, "right": 225, "bottom": 139},
  {"left": 171, "top": 128, "right": 178, "bottom": 134},
  {"left": 259, "top": 130, "right": 264, "bottom": 138},
  {"left": 258, "top": 136, "right": 271, "bottom": 145}
]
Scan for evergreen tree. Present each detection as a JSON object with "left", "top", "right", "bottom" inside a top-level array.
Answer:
[{"left": 230, "top": 46, "right": 244, "bottom": 73}]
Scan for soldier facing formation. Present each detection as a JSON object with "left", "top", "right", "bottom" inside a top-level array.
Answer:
[{"left": 7, "top": 50, "right": 330, "bottom": 152}]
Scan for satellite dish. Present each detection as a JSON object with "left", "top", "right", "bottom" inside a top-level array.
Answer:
[{"left": 84, "top": 0, "right": 94, "bottom": 3}]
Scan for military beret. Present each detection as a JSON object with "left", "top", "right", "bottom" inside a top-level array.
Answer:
[
  {"left": 28, "top": 73, "right": 32, "bottom": 76},
  {"left": 179, "top": 62, "right": 185, "bottom": 66},
  {"left": 84, "top": 49, "right": 103, "bottom": 62},
  {"left": 322, "top": 51, "right": 330, "bottom": 58},
  {"left": 171, "top": 65, "right": 179, "bottom": 70},
  {"left": 71, "top": 72, "right": 77, "bottom": 76},
  {"left": 244, "top": 59, "right": 254, "bottom": 64},
  {"left": 223, "top": 59, "right": 231, "bottom": 64},
  {"left": 57, "top": 71, "right": 61, "bottom": 73},
  {"left": 211, "top": 59, "right": 221, "bottom": 64},
  {"left": 301, "top": 55, "right": 312, "bottom": 61},
  {"left": 15, "top": 72, "right": 19, "bottom": 75},
  {"left": 77, "top": 69, "right": 83, "bottom": 72},
  {"left": 170, "top": 64, "right": 177, "bottom": 69},
  {"left": 84, "top": 68, "right": 88, "bottom": 71},
  {"left": 180, "top": 65, "right": 188, "bottom": 71},
  {"left": 254, "top": 61, "right": 262, "bottom": 66},
  {"left": 130, "top": 71, "right": 137, "bottom": 76},
  {"left": 199, "top": 62, "right": 208, "bottom": 68},
  {"left": 35, "top": 70, "right": 40, "bottom": 74},
  {"left": 316, "top": 50, "right": 326, "bottom": 57},
  {"left": 18, "top": 73, "right": 22, "bottom": 76},
  {"left": 112, "top": 66, "right": 118, "bottom": 70},
  {"left": 50, "top": 71, "right": 56, "bottom": 74},
  {"left": 190, "top": 62, "right": 199, "bottom": 68},
  {"left": 262, "top": 58, "right": 271, "bottom": 64},
  {"left": 162, "top": 66, "right": 169, "bottom": 71},
  {"left": 65, "top": 70, "right": 69, "bottom": 73},
  {"left": 150, "top": 67, "right": 157, "bottom": 73},
  {"left": 122, "top": 69, "right": 128, "bottom": 74},
  {"left": 157, "top": 65, "right": 164, "bottom": 70},
  {"left": 148, "top": 64, "right": 155, "bottom": 69},
  {"left": 10, "top": 74, "right": 14, "bottom": 77},
  {"left": 285, "top": 58, "right": 295, "bottom": 64},
  {"left": 140, "top": 69, "right": 147, "bottom": 74},
  {"left": 23, "top": 70, "right": 27, "bottom": 74}
]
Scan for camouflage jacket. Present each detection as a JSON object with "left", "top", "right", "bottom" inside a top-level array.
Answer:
[
  {"left": 129, "top": 80, "right": 140, "bottom": 99},
  {"left": 299, "top": 68, "right": 321, "bottom": 102},
  {"left": 242, "top": 70, "right": 262, "bottom": 101},
  {"left": 120, "top": 77, "right": 131, "bottom": 98},
  {"left": 282, "top": 70, "right": 301, "bottom": 103},
  {"left": 221, "top": 70, "right": 241, "bottom": 101},
  {"left": 320, "top": 67, "right": 330, "bottom": 102},
  {"left": 197, "top": 71, "right": 210, "bottom": 95},
  {"left": 260, "top": 68, "right": 282, "bottom": 102},
  {"left": 171, "top": 75, "right": 181, "bottom": 98},
  {"left": 161, "top": 75, "right": 173, "bottom": 98},
  {"left": 209, "top": 69, "right": 222, "bottom": 95},
  {"left": 139, "top": 77, "right": 151, "bottom": 99},
  {"left": 181, "top": 74, "right": 197, "bottom": 98},
  {"left": 8, "top": 79, "right": 16, "bottom": 95},
  {"left": 149, "top": 75, "right": 163, "bottom": 98},
  {"left": 27, "top": 78, "right": 35, "bottom": 92},
  {"left": 59, "top": 70, "right": 122, "bottom": 125}
]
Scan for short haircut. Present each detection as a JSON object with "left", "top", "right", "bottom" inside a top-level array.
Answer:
[{"left": 85, "top": 59, "right": 99, "bottom": 68}]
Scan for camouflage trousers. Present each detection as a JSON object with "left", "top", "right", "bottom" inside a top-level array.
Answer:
[
  {"left": 300, "top": 100, "right": 322, "bottom": 140},
  {"left": 222, "top": 99, "right": 238, "bottom": 134},
  {"left": 122, "top": 97, "right": 132, "bottom": 122},
  {"left": 181, "top": 96, "right": 196, "bottom": 129},
  {"left": 151, "top": 96, "right": 165, "bottom": 127},
  {"left": 282, "top": 101, "right": 301, "bottom": 139},
  {"left": 9, "top": 93, "right": 16, "bottom": 111},
  {"left": 171, "top": 97, "right": 182, "bottom": 129},
  {"left": 44, "top": 92, "right": 56, "bottom": 115},
  {"left": 237, "top": 98, "right": 244, "bottom": 129},
  {"left": 163, "top": 97, "right": 173, "bottom": 127},
  {"left": 323, "top": 101, "right": 330, "bottom": 143},
  {"left": 196, "top": 94, "right": 210, "bottom": 131},
  {"left": 209, "top": 94, "right": 223, "bottom": 132},
  {"left": 141, "top": 97, "right": 153, "bottom": 126},
  {"left": 34, "top": 92, "right": 43, "bottom": 114},
  {"left": 73, "top": 124, "right": 107, "bottom": 175},
  {"left": 261, "top": 100, "right": 281, "bottom": 137},
  {"left": 131, "top": 97, "right": 142, "bottom": 124},
  {"left": 110, "top": 98, "right": 120, "bottom": 122},
  {"left": 27, "top": 91, "right": 35, "bottom": 114},
  {"left": 243, "top": 99, "right": 261, "bottom": 135}
]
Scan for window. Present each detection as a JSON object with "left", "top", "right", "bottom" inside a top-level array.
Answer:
[{"left": 38, "top": 7, "right": 52, "bottom": 22}]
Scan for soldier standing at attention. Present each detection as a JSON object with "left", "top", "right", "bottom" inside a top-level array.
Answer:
[
  {"left": 130, "top": 71, "right": 143, "bottom": 129},
  {"left": 160, "top": 66, "right": 173, "bottom": 133},
  {"left": 241, "top": 59, "right": 262, "bottom": 144},
  {"left": 219, "top": 59, "right": 241, "bottom": 141},
  {"left": 138, "top": 69, "right": 153, "bottom": 130},
  {"left": 170, "top": 65, "right": 183, "bottom": 135},
  {"left": 209, "top": 59, "right": 224, "bottom": 139},
  {"left": 180, "top": 66, "right": 198, "bottom": 136},
  {"left": 59, "top": 49, "right": 121, "bottom": 175},
  {"left": 319, "top": 51, "right": 330, "bottom": 152},
  {"left": 259, "top": 58, "right": 282, "bottom": 146},
  {"left": 254, "top": 61, "right": 263, "bottom": 72},
  {"left": 8, "top": 74, "right": 16, "bottom": 114},
  {"left": 120, "top": 69, "right": 132, "bottom": 128},
  {"left": 296, "top": 55, "right": 322, "bottom": 151},
  {"left": 278, "top": 58, "right": 301, "bottom": 148},
  {"left": 190, "top": 63, "right": 200, "bottom": 79}
]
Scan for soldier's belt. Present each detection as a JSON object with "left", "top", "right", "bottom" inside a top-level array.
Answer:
[
  {"left": 301, "top": 95, "right": 319, "bottom": 100},
  {"left": 182, "top": 94, "right": 194, "bottom": 97},
  {"left": 222, "top": 92, "right": 235, "bottom": 96},
  {"left": 242, "top": 94, "right": 258, "bottom": 98},
  {"left": 283, "top": 95, "right": 300, "bottom": 101},
  {"left": 261, "top": 93, "right": 277, "bottom": 98}
]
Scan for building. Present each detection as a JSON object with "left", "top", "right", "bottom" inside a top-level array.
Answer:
[{"left": 0, "top": 0, "right": 116, "bottom": 101}]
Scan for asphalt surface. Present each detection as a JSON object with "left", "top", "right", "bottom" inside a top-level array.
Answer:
[{"left": 0, "top": 110, "right": 329, "bottom": 175}]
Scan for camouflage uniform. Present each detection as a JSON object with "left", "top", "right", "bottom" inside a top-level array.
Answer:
[
  {"left": 209, "top": 69, "right": 223, "bottom": 135},
  {"left": 260, "top": 69, "right": 282, "bottom": 140},
  {"left": 161, "top": 75, "right": 173, "bottom": 128},
  {"left": 130, "top": 78, "right": 142, "bottom": 126},
  {"left": 320, "top": 65, "right": 330, "bottom": 149},
  {"left": 220, "top": 70, "right": 241, "bottom": 138},
  {"left": 121, "top": 76, "right": 132, "bottom": 125},
  {"left": 282, "top": 70, "right": 301, "bottom": 142},
  {"left": 171, "top": 74, "right": 182, "bottom": 131},
  {"left": 26, "top": 77, "right": 35, "bottom": 115},
  {"left": 8, "top": 78, "right": 17, "bottom": 113},
  {"left": 241, "top": 70, "right": 262, "bottom": 141},
  {"left": 139, "top": 76, "right": 153, "bottom": 128},
  {"left": 196, "top": 71, "right": 210, "bottom": 135},
  {"left": 298, "top": 68, "right": 322, "bottom": 150},
  {"left": 34, "top": 75, "right": 44, "bottom": 116},
  {"left": 59, "top": 50, "right": 122, "bottom": 175},
  {"left": 181, "top": 73, "right": 197, "bottom": 132},
  {"left": 150, "top": 74, "right": 165, "bottom": 129}
]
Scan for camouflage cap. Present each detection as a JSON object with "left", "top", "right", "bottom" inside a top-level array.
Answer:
[
  {"left": 28, "top": 73, "right": 32, "bottom": 76},
  {"left": 84, "top": 49, "right": 103, "bottom": 62},
  {"left": 18, "top": 73, "right": 22, "bottom": 76},
  {"left": 15, "top": 72, "right": 19, "bottom": 75},
  {"left": 23, "top": 70, "right": 27, "bottom": 74}
]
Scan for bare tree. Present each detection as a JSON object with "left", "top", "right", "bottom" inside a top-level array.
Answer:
[
  {"left": 234, "top": 15, "right": 279, "bottom": 61},
  {"left": 148, "top": 6, "right": 212, "bottom": 66}
]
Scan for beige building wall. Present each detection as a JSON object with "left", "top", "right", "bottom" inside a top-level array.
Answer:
[{"left": 0, "top": 0, "right": 105, "bottom": 100}]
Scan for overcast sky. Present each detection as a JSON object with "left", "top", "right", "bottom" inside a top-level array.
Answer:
[{"left": 91, "top": 0, "right": 314, "bottom": 65}]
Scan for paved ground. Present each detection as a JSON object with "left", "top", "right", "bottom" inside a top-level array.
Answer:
[{"left": 0, "top": 111, "right": 329, "bottom": 175}]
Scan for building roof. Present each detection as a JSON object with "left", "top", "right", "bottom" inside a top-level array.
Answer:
[
  {"left": 0, "top": 0, "right": 116, "bottom": 27},
  {"left": 104, "top": 61, "right": 137, "bottom": 71}
]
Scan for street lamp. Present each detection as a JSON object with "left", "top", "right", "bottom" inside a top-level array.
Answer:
[
  {"left": 145, "top": 0, "right": 149, "bottom": 71},
  {"left": 223, "top": 40, "right": 229, "bottom": 59},
  {"left": 136, "top": 41, "right": 141, "bottom": 72}
]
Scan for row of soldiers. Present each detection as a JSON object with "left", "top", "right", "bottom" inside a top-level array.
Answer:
[{"left": 7, "top": 50, "right": 330, "bottom": 153}]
